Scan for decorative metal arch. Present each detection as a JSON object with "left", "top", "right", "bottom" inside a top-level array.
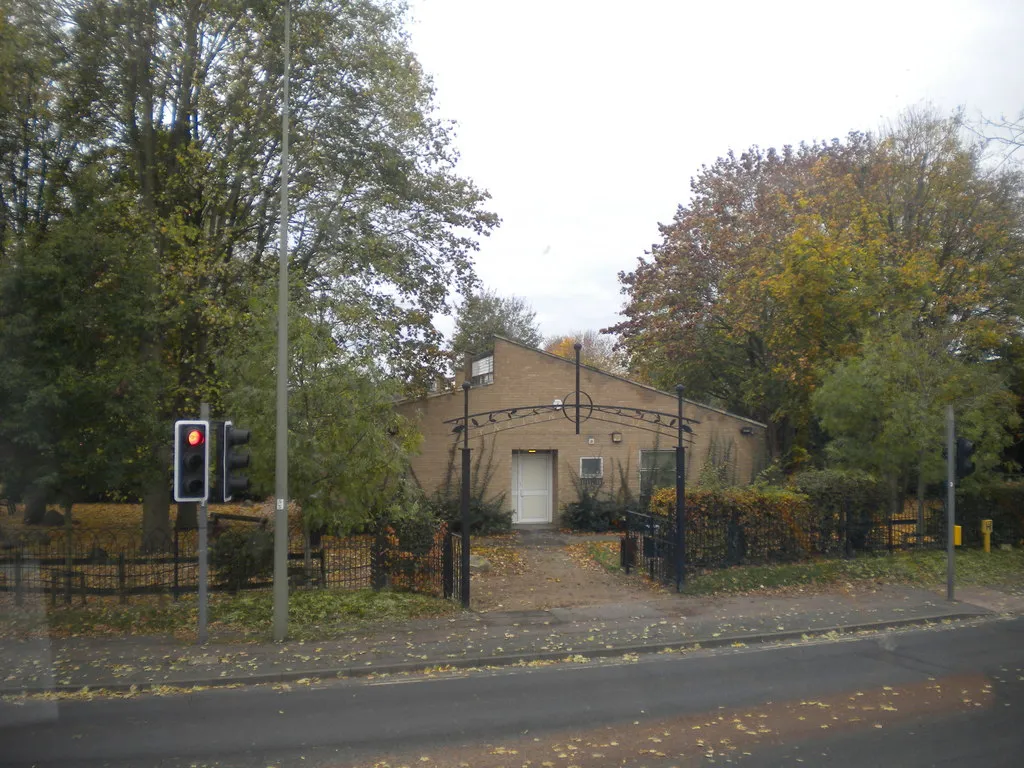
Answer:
[
  {"left": 446, "top": 402, "right": 698, "bottom": 444},
  {"left": 445, "top": 340, "right": 698, "bottom": 448},
  {"left": 445, "top": 343, "right": 694, "bottom": 607}
]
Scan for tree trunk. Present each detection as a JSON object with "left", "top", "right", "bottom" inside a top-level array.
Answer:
[
  {"left": 23, "top": 485, "right": 47, "bottom": 525},
  {"left": 142, "top": 443, "right": 172, "bottom": 552}
]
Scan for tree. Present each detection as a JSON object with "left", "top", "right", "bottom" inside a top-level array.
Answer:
[
  {"left": 220, "top": 283, "right": 421, "bottom": 535},
  {"left": 610, "top": 108, "right": 1024, "bottom": 467},
  {"left": 0, "top": 181, "right": 165, "bottom": 522},
  {"left": 544, "top": 330, "right": 625, "bottom": 374},
  {"left": 449, "top": 288, "right": 542, "bottom": 362},
  {"left": 0, "top": 0, "right": 497, "bottom": 541},
  {"left": 812, "top": 322, "right": 1019, "bottom": 532}
]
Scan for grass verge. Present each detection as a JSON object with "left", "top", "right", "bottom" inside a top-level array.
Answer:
[
  {"left": 1, "top": 588, "right": 455, "bottom": 641},
  {"left": 582, "top": 541, "right": 1024, "bottom": 596}
]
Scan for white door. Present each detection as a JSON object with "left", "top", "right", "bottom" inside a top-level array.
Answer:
[{"left": 513, "top": 452, "right": 552, "bottom": 523}]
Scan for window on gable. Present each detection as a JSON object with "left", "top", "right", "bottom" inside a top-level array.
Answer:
[{"left": 470, "top": 354, "right": 494, "bottom": 386}]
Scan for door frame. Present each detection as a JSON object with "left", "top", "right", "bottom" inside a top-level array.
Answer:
[{"left": 511, "top": 450, "right": 553, "bottom": 524}]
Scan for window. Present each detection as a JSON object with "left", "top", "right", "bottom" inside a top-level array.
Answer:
[
  {"left": 640, "top": 449, "right": 676, "bottom": 495},
  {"left": 470, "top": 354, "right": 494, "bottom": 386},
  {"left": 580, "top": 457, "right": 603, "bottom": 479}
]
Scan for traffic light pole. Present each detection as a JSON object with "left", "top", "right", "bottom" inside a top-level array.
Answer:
[
  {"left": 946, "top": 405, "right": 955, "bottom": 602},
  {"left": 198, "top": 401, "right": 210, "bottom": 644},
  {"left": 273, "top": 0, "right": 291, "bottom": 643}
]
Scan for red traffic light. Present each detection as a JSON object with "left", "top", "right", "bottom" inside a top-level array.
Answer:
[{"left": 187, "top": 428, "right": 205, "bottom": 447}]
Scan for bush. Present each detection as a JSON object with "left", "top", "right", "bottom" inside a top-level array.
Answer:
[
  {"left": 389, "top": 513, "right": 440, "bottom": 555},
  {"left": 428, "top": 493, "right": 512, "bottom": 535},
  {"left": 790, "top": 469, "right": 887, "bottom": 553},
  {"left": 210, "top": 528, "right": 274, "bottom": 592},
  {"left": 563, "top": 489, "right": 625, "bottom": 532},
  {"left": 648, "top": 486, "right": 816, "bottom": 565}
]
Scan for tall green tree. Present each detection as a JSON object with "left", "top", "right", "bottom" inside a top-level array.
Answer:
[
  {"left": 812, "top": 322, "right": 1019, "bottom": 528},
  {"left": 221, "top": 284, "right": 420, "bottom": 534},
  {"left": 0, "top": 179, "right": 165, "bottom": 519},
  {"left": 450, "top": 287, "right": 542, "bottom": 362},
  {"left": 1, "top": 0, "right": 496, "bottom": 539}
]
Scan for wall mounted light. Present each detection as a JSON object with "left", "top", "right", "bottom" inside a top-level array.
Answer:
[
  {"left": 611, "top": 432, "right": 623, "bottom": 443},
  {"left": 740, "top": 427, "right": 754, "bottom": 436}
]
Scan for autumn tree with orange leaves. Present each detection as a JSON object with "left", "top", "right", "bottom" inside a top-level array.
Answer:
[{"left": 609, "top": 109, "right": 1024, "bottom": 469}]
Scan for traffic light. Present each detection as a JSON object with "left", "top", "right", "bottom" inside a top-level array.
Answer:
[
  {"left": 956, "top": 436, "right": 976, "bottom": 480},
  {"left": 219, "top": 421, "right": 251, "bottom": 502},
  {"left": 174, "top": 420, "right": 209, "bottom": 502}
]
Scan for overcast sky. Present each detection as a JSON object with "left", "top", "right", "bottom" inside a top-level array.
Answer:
[{"left": 406, "top": 0, "right": 1024, "bottom": 342}]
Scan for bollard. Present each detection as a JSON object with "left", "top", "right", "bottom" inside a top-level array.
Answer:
[{"left": 982, "top": 519, "right": 993, "bottom": 554}]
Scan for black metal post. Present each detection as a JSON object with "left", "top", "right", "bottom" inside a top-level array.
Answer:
[
  {"left": 574, "top": 343, "right": 582, "bottom": 435},
  {"left": 946, "top": 405, "right": 955, "bottom": 602},
  {"left": 623, "top": 508, "right": 632, "bottom": 574},
  {"left": 460, "top": 381, "right": 471, "bottom": 608},
  {"left": 14, "top": 552, "right": 23, "bottom": 607},
  {"left": 675, "top": 384, "right": 686, "bottom": 591},
  {"left": 442, "top": 527, "right": 454, "bottom": 599},
  {"left": 118, "top": 552, "right": 127, "bottom": 605}
]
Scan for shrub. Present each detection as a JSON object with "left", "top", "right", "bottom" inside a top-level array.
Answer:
[
  {"left": 790, "top": 469, "right": 887, "bottom": 553},
  {"left": 428, "top": 493, "right": 512, "bottom": 535},
  {"left": 563, "top": 490, "right": 624, "bottom": 532},
  {"left": 210, "top": 528, "right": 274, "bottom": 593},
  {"left": 389, "top": 513, "right": 440, "bottom": 555},
  {"left": 563, "top": 459, "right": 635, "bottom": 532},
  {"left": 648, "top": 486, "right": 815, "bottom": 565}
]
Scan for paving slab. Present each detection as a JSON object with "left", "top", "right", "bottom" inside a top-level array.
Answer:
[{"left": 0, "top": 584, "right": 996, "bottom": 695}]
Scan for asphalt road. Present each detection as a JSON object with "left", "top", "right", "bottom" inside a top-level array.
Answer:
[{"left": 3, "top": 618, "right": 1024, "bottom": 767}]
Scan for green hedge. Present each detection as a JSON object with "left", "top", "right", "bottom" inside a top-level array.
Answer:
[
  {"left": 790, "top": 469, "right": 887, "bottom": 554},
  {"left": 648, "top": 486, "right": 820, "bottom": 564}
]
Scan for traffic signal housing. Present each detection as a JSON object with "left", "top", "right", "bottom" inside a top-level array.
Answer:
[
  {"left": 956, "top": 436, "right": 976, "bottom": 480},
  {"left": 174, "top": 420, "right": 209, "bottom": 502},
  {"left": 220, "top": 421, "right": 251, "bottom": 502}
]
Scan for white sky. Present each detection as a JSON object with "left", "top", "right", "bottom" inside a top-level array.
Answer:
[{"left": 406, "top": 0, "right": 1024, "bottom": 341}]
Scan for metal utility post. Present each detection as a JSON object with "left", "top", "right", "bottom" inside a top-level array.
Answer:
[
  {"left": 674, "top": 385, "right": 686, "bottom": 592},
  {"left": 273, "top": 0, "right": 291, "bottom": 643},
  {"left": 460, "top": 382, "right": 471, "bottom": 608},
  {"left": 197, "top": 402, "right": 210, "bottom": 644},
  {"left": 946, "top": 405, "right": 955, "bottom": 602}
]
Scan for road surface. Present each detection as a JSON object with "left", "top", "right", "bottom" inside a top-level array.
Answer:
[{"left": 3, "top": 617, "right": 1023, "bottom": 767}]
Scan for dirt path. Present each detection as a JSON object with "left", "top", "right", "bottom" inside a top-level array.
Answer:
[{"left": 471, "top": 531, "right": 663, "bottom": 612}]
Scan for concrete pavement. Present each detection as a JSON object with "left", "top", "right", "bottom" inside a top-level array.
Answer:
[{"left": 0, "top": 583, "right": 999, "bottom": 694}]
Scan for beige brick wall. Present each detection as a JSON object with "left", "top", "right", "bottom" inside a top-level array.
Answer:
[{"left": 396, "top": 338, "right": 768, "bottom": 523}]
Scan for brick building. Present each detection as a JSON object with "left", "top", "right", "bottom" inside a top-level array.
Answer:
[{"left": 396, "top": 337, "right": 768, "bottom": 526}]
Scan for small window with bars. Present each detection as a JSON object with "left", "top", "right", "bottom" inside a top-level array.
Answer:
[
  {"left": 470, "top": 354, "right": 494, "bottom": 386},
  {"left": 580, "top": 457, "right": 603, "bottom": 479}
]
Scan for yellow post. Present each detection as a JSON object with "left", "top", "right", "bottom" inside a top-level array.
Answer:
[
  {"left": 954, "top": 525, "right": 962, "bottom": 547},
  {"left": 982, "top": 519, "right": 993, "bottom": 553}
]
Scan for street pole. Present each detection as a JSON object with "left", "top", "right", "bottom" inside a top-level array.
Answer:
[
  {"left": 273, "top": 0, "right": 291, "bottom": 643},
  {"left": 198, "top": 401, "right": 209, "bottom": 644},
  {"left": 460, "top": 382, "right": 471, "bottom": 608},
  {"left": 946, "top": 405, "right": 955, "bottom": 602},
  {"left": 674, "top": 385, "right": 685, "bottom": 592}
]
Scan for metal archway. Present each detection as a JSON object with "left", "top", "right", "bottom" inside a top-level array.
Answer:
[{"left": 447, "top": 344, "right": 694, "bottom": 602}]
